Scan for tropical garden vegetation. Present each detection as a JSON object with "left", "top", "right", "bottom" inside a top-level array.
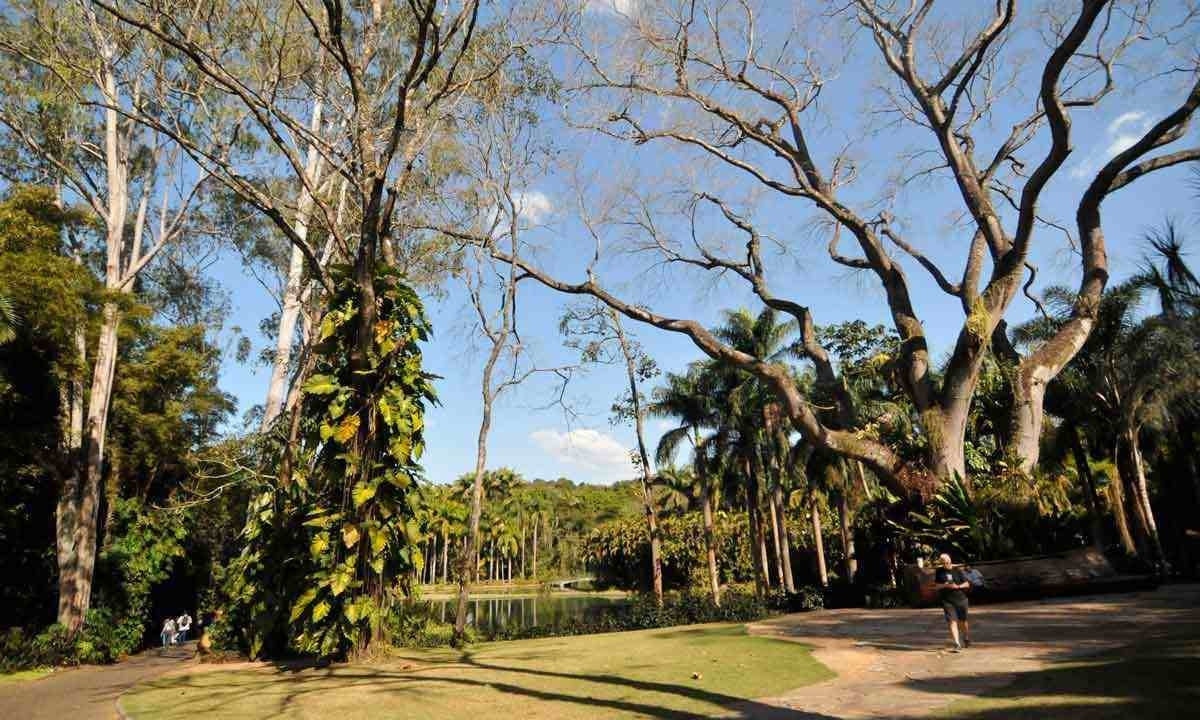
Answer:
[{"left": 0, "top": 0, "right": 1197, "bottom": 678}]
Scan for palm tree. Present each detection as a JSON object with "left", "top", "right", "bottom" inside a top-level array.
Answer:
[
  {"left": 0, "top": 291, "right": 17, "bottom": 345},
  {"left": 710, "top": 308, "right": 801, "bottom": 595},
  {"left": 653, "top": 465, "right": 697, "bottom": 516},
  {"left": 650, "top": 363, "right": 724, "bottom": 603}
]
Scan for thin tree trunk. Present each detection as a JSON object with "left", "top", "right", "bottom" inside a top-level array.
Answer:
[
  {"left": 442, "top": 530, "right": 449, "bottom": 585},
  {"left": 772, "top": 482, "right": 795, "bottom": 592},
  {"left": 611, "top": 311, "right": 663, "bottom": 604},
  {"left": 702, "top": 488, "right": 721, "bottom": 605},
  {"left": 1126, "top": 426, "right": 1166, "bottom": 567},
  {"left": 532, "top": 520, "right": 539, "bottom": 580},
  {"left": 767, "top": 477, "right": 785, "bottom": 588},
  {"left": 744, "top": 456, "right": 767, "bottom": 596},
  {"left": 1069, "top": 426, "right": 1107, "bottom": 551},
  {"left": 520, "top": 526, "right": 526, "bottom": 579},
  {"left": 811, "top": 502, "right": 828, "bottom": 587},
  {"left": 1112, "top": 436, "right": 1142, "bottom": 556},
  {"left": 262, "top": 94, "right": 325, "bottom": 429},
  {"left": 837, "top": 489, "right": 856, "bottom": 583}
]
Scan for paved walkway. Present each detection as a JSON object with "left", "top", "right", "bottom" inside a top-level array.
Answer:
[
  {"left": 0, "top": 643, "right": 196, "bottom": 720},
  {"left": 744, "top": 584, "right": 1200, "bottom": 718}
]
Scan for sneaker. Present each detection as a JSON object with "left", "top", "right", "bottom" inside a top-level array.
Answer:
[
  {"left": 963, "top": 639, "right": 971, "bottom": 648},
  {"left": 949, "top": 645, "right": 962, "bottom": 653}
]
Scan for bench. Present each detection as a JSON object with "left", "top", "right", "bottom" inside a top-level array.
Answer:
[{"left": 901, "top": 547, "right": 1158, "bottom": 606}]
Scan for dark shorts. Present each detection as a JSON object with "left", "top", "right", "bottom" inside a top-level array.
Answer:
[{"left": 942, "top": 599, "right": 968, "bottom": 622}]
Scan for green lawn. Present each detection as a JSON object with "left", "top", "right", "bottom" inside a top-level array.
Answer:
[
  {"left": 122, "top": 623, "right": 832, "bottom": 719},
  {"left": 0, "top": 668, "right": 52, "bottom": 685},
  {"left": 940, "top": 631, "right": 1200, "bottom": 719}
]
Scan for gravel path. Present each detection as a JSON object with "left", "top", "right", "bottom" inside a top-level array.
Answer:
[
  {"left": 0, "top": 643, "right": 196, "bottom": 720},
  {"left": 744, "top": 584, "right": 1200, "bottom": 718}
]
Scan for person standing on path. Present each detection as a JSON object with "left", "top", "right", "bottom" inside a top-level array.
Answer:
[
  {"left": 160, "top": 618, "right": 177, "bottom": 648},
  {"left": 176, "top": 612, "right": 192, "bottom": 643},
  {"left": 935, "top": 553, "right": 971, "bottom": 651}
]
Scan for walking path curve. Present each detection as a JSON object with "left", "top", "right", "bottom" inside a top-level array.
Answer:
[
  {"left": 744, "top": 584, "right": 1200, "bottom": 718},
  {"left": 0, "top": 642, "right": 196, "bottom": 720}
]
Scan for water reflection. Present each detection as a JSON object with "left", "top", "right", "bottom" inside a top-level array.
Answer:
[{"left": 430, "top": 594, "right": 627, "bottom": 635}]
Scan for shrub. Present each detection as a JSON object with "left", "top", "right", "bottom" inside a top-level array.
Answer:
[
  {"left": 383, "top": 601, "right": 474, "bottom": 648},
  {"left": 0, "top": 609, "right": 147, "bottom": 671}
]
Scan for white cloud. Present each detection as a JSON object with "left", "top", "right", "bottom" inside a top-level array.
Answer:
[
  {"left": 585, "top": 0, "right": 637, "bottom": 15},
  {"left": 653, "top": 419, "right": 676, "bottom": 432},
  {"left": 514, "top": 189, "right": 553, "bottom": 225},
  {"left": 1107, "top": 111, "right": 1146, "bottom": 134},
  {"left": 530, "top": 428, "right": 635, "bottom": 475},
  {"left": 1070, "top": 111, "right": 1153, "bottom": 179}
]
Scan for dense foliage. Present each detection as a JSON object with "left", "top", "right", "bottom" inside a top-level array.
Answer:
[{"left": 222, "top": 268, "right": 437, "bottom": 659}]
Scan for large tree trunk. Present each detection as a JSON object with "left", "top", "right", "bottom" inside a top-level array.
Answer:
[
  {"left": 58, "top": 55, "right": 133, "bottom": 633},
  {"left": 926, "top": 403, "right": 970, "bottom": 484},
  {"left": 811, "top": 501, "right": 828, "bottom": 587},
  {"left": 1011, "top": 369, "right": 1051, "bottom": 474},
  {"left": 67, "top": 302, "right": 121, "bottom": 632}
]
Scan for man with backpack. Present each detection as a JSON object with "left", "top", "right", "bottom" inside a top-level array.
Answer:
[{"left": 935, "top": 553, "right": 972, "bottom": 652}]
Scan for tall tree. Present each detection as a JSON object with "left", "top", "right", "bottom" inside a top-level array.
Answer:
[
  {"left": 1, "top": 2, "right": 208, "bottom": 630},
  {"left": 650, "top": 364, "right": 723, "bottom": 604},
  {"left": 491, "top": 0, "right": 1199, "bottom": 493}
]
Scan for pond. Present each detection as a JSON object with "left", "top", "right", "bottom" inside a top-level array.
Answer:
[{"left": 427, "top": 593, "right": 628, "bottom": 635}]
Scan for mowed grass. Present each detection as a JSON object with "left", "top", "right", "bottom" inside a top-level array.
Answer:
[
  {"left": 940, "top": 629, "right": 1200, "bottom": 719},
  {"left": 122, "top": 623, "right": 832, "bottom": 720},
  {"left": 0, "top": 668, "right": 52, "bottom": 685}
]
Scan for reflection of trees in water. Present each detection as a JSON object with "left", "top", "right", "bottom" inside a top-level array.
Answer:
[{"left": 434, "top": 596, "right": 626, "bottom": 633}]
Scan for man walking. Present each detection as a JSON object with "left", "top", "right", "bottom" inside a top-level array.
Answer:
[
  {"left": 935, "top": 553, "right": 971, "bottom": 651},
  {"left": 160, "top": 617, "right": 177, "bottom": 648},
  {"left": 176, "top": 612, "right": 193, "bottom": 643}
]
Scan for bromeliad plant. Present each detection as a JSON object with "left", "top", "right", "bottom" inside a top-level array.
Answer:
[{"left": 228, "top": 266, "right": 437, "bottom": 659}]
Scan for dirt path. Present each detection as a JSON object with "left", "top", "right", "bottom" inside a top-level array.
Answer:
[
  {"left": 744, "top": 584, "right": 1200, "bottom": 718},
  {"left": 0, "top": 643, "right": 197, "bottom": 720}
]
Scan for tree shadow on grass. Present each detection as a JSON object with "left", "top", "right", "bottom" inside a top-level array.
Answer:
[
  {"left": 128, "top": 649, "right": 839, "bottom": 720},
  {"left": 891, "top": 632, "right": 1200, "bottom": 719}
]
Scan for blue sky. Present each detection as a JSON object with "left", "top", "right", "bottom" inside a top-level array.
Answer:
[{"left": 210, "top": 1, "right": 1199, "bottom": 487}]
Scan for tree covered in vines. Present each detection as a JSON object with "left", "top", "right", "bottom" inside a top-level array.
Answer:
[{"left": 224, "top": 267, "right": 436, "bottom": 659}]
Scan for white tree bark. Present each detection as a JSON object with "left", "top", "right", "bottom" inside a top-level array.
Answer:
[{"left": 262, "top": 96, "right": 325, "bottom": 429}]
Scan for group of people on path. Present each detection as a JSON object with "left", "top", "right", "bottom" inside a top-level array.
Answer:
[{"left": 159, "top": 612, "right": 193, "bottom": 648}]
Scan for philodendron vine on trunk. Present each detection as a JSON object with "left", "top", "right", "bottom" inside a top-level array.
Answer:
[{"left": 228, "top": 266, "right": 436, "bottom": 659}]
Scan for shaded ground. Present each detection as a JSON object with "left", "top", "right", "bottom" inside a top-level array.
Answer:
[
  {"left": 936, "top": 630, "right": 1199, "bottom": 718},
  {"left": 0, "top": 642, "right": 195, "bottom": 720},
  {"left": 747, "top": 584, "right": 1200, "bottom": 718},
  {"left": 5, "top": 586, "right": 1197, "bottom": 719},
  {"left": 121, "top": 625, "right": 834, "bottom": 720}
]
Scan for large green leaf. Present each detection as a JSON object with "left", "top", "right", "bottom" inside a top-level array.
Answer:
[{"left": 303, "top": 374, "right": 340, "bottom": 395}]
